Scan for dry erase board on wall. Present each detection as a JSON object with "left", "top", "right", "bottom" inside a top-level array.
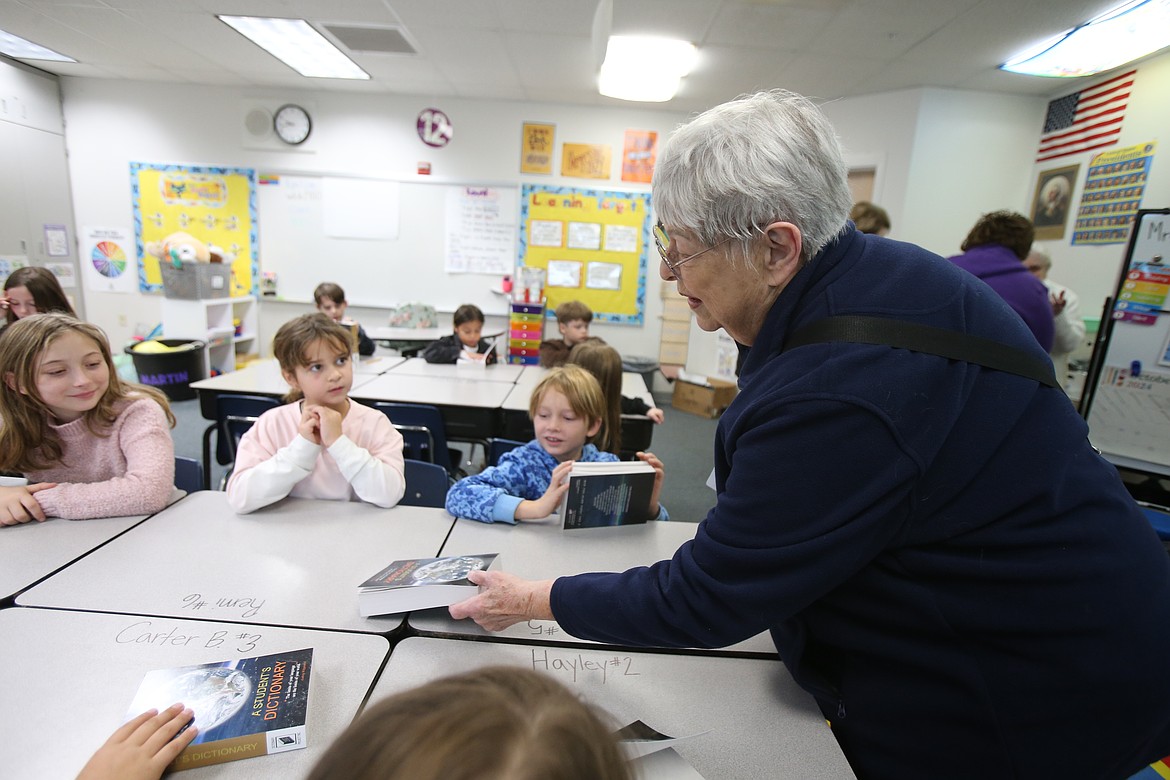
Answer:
[
  {"left": 1082, "top": 209, "right": 1170, "bottom": 476},
  {"left": 256, "top": 173, "right": 518, "bottom": 314}
]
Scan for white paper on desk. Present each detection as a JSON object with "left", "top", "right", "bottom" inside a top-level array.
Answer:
[
  {"left": 676, "top": 369, "right": 711, "bottom": 387},
  {"left": 616, "top": 719, "right": 709, "bottom": 761},
  {"left": 630, "top": 747, "right": 707, "bottom": 779}
]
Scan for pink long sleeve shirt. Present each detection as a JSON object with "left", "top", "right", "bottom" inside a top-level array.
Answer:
[
  {"left": 25, "top": 397, "right": 176, "bottom": 520},
  {"left": 226, "top": 400, "right": 406, "bottom": 514}
]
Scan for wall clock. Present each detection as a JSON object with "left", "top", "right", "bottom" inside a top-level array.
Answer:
[{"left": 273, "top": 104, "right": 312, "bottom": 145}]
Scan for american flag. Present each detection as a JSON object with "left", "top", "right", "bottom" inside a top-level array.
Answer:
[{"left": 1035, "top": 69, "right": 1135, "bottom": 163}]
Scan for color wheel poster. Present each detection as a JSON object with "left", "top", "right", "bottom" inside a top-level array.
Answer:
[{"left": 82, "top": 226, "right": 137, "bottom": 294}]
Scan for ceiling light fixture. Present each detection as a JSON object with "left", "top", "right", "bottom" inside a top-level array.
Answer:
[
  {"left": 0, "top": 29, "right": 75, "bottom": 62},
  {"left": 1000, "top": 0, "right": 1170, "bottom": 77},
  {"left": 598, "top": 36, "right": 697, "bottom": 102},
  {"left": 218, "top": 15, "right": 369, "bottom": 80}
]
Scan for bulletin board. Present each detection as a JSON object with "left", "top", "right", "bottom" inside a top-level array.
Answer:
[
  {"left": 1081, "top": 209, "right": 1170, "bottom": 477},
  {"left": 131, "top": 162, "right": 258, "bottom": 296},
  {"left": 255, "top": 173, "right": 517, "bottom": 314},
  {"left": 518, "top": 184, "right": 651, "bottom": 325}
]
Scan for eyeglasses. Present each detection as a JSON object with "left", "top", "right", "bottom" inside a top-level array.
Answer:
[{"left": 653, "top": 222, "right": 731, "bottom": 275}]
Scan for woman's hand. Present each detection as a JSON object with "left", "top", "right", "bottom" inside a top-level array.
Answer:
[
  {"left": 515, "top": 460, "right": 574, "bottom": 521},
  {"left": 636, "top": 451, "right": 665, "bottom": 518},
  {"left": 0, "top": 483, "right": 57, "bottom": 526},
  {"left": 76, "top": 704, "right": 197, "bottom": 780},
  {"left": 448, "top": 570, "right": 554, "bottom": 631}
]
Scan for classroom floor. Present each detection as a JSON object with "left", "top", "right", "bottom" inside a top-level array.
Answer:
[{"left": 168, "top": 389, "right": 722, "bottom": 522}]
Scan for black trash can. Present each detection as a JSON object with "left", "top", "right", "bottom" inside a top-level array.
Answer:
[{"left": 125, "top": 339, "right": 206, "bottom": 401}]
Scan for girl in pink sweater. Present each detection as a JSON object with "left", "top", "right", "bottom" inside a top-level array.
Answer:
[
  {"left": 0, "top": 314, "right": 177, "bottom": 524},
  {"left": 226, "top": 314, "right": 405, "bottom": 513}
]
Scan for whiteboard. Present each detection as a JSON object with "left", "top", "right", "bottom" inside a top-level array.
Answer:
[
  {"left": 1082, "top": 209, "right": 1170, "bottom": 476},
  {"left": 256, "top": 174, "right": 517, "bottom": 313}
]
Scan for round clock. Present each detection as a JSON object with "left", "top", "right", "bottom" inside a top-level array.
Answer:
[{"left": 273, "top": 104, "right": 312, "bottom": 145}]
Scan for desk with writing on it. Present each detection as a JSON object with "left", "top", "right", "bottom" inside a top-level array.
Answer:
[
  {"left": 368, "top": 637, "right": 854, "bottom": 780},
  {"left": 18, "top": 492, "right": 456, "bottom": 634},
  {"left": 0, "top": 513, "right": 147, "bottom": 605},
  {"left": 410, "top": 516, "right": 776, "bottom": 656},
  {"left": 0, "top": 608, "right": 388, "bottom": 780},
  {"left": 351, "top": 372, "right": 513, "bottom": 442}
]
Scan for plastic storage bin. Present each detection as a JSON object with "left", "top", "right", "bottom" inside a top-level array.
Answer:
[
  {"left": 160, "top": 261, "right": 231, "bottom": 299},
  {"left": 125, "top": 339, "right": 206, "bottom": 401}
]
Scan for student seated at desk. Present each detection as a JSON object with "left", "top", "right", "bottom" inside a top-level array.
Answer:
[
  {"left": 80, "top": 667, "right": 632, "bottom": 780},
  {"left": 445, "top": 365, "right": 667, "bottom": 524},
  {"left": 226, "top": 314, "right": 405, "bottom": 514},
  {"left": 0, "top": 314, "right": 177, "bottom": 524},
  {"left": 422, "top": 303, "right": 497, "bottom": 364},
  {"left": 569, "top": 342, "right": 665, "bottom": 456},
  {"left": 314, "top": 282, "right": 375, "bottom": 356},
  {"left": 539, "top": 300, "right": 599, "bottom": 368}
]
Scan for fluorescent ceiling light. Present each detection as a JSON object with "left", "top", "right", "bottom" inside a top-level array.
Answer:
[
  {"left": 1001, "top": 0, "right": 1170, "bottom": 77},
  {"left": 0, "top": 29, "right": 75, "bottom": 62},
  {"left": 218, "top": 15, "right": 369, "bottom": 80},
  {"left": 598, "top": 36, "right": 697, "bottom": 102}
]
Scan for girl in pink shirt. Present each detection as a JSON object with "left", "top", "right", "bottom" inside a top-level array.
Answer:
[
  {"left": 226, "top": 314, "right": 405, "bottom": 514},
  {"left": 0, "top": 313, "right": 177, "bottom": 524}
]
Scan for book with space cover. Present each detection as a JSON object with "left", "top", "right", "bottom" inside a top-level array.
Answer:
[
  {"left": 125, "top": 648, "right": 313, "bottom": 772},
  {"left": 558, "top": 460, "right": 657, "bottom": 530},
  {"left": 358, "top": 553, "right": 498, "bottom": 617}
]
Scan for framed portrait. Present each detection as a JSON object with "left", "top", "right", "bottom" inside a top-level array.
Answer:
[{"left": 1030, "top": 164, "right": 1079, "bottom": 241}]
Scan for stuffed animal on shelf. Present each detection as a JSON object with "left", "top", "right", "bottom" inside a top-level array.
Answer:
[{"left": 144, "top": 231, "right": 225, "bottom": 269}]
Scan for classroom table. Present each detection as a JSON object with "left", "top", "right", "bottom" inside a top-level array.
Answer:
[
  {"left": 351, "top": 372, "right": 512, "bottom": 441},
  {"left": 0, "top": 607, "right": 388, "bottom": 780},
  {"left": 190, "top": 359, "right": 389, "bottom": 420},
  {"left": 387, "top": 356, "right": 525, "bottom": 383},
  {"left": 353, "top": 353, "right": 407, "bottom": 375},
  {"left": 0, "top": 513, "right": 146, "bottom": 604},
  {"left": 18, "top": 492, "right": 456, "bottom": 633},
  {"left": 410, "top": 516, "right": 776, "bottom": 656},
  {"left": 366, "top": 325, "right": 451, "bottom": 344},
  {"left": 369, "top": 636, "right": 855, "bottom": 780}
]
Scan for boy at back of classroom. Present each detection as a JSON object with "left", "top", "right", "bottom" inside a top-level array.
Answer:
[{"left": 539, "top": 300, "right": 597, "bottom": 368}]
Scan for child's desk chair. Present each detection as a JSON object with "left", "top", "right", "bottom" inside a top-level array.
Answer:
[
  {"left": 371, "top": 401, "right": 462, "bottom": 478},
  {"left": 400, "top": 459, "right": 450, "bottom": 508},
  {"left": 200, "top": 393, "right": 281, "bottom": 490}
]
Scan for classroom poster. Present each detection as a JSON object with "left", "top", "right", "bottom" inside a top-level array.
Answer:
[
  {"left": 1029, "top": 164, "right": 1077, "bottom": 241},
  {"left": 561, "top": 143, "right": 612, "bottom": 179},
  {"left": 81, "top": 226, "right": 137, "bottom": 294},
  {"left": 1071, "top": 141, "right": 1155, "bottom": 247},
  {"left": 444, "top": 186, "right": 517, "bottom": 274},
  {"left": 621, "top": 130, "right": 657, "bottom": 183},
  {"left": 131, "top": 162, "right": 258, "bottom": 296},
  {"left": 521, "top": 122, "right": 555, "bottom": 174},
  {"left": 518, "top": 184, "right": 651, "bottom": 325}
]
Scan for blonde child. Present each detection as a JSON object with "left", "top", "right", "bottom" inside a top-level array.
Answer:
[
  {"left": 422, "top": 303, "right": 497, "bottom": 364},
  {"left": 0, "top": 313, "right": 176, "bottom": 524},
  {"left": 538, "top": 300, "right": 597, "bottom": 367},
  {"left": 80, "top": 667, "right": 631, "bottom": 780},
  {"left": 568, "top": 341, "right": 664, "bottom": 456},
  {"left": 445, "top": 364, "right": 667, "bottom": 524},
  {"left": 2, "top": 266, "right": 77, "bottom": 326},
  {"left": 225, "top": 314, "right": 405, "bottom": 514},
  {"left": 313, "top": 282, "right": 375, "bottom": 356}
]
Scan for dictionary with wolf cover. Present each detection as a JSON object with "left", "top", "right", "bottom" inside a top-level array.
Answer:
[
  {"left": 358, "top": 553, "right": 498, "bottom": 617},
  {"left": 124, "top": 647, "right": 312, "bottom": 771},
  {"left": 558, "top": 461, "right": 657, "bottom": 529}
]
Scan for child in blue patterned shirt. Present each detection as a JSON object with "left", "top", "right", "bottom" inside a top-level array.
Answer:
[{"left": 445, "top": 365, "right": 667, "bottom": 524}]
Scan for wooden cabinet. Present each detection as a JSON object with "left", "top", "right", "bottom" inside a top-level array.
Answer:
[{"left": 160, "top": 296, "right": 258, "bottom": 375}]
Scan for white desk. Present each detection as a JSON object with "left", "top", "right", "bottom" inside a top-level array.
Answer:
[
  {"left": 0, "top": 513, "right": 146, "bottom": 602},
  {"left": 353, "top": 354, "right": 406, "bottom": 375},
  {"left": 190, "top": 359, "right": 382, "bottom": 419},
  {"left": 353, "top": 372, "right": 514, "bottom": 409},
  {"left": 387, "top": 356, "right": 525, "bottom": 383},
  {"left": 410, "top": 517, "right": 775, "bottom": 655},
  {"left": 366, "top": 325, "right": 450, "bottom": 343},
  {"left": 19, "top": 492, "right": 456, "bottom": 633},
  {"left": 370, "top": 637, "right": 854, "bottom": 780},
  {"left": 0, "top": 608, "right": 388, "bottom": 780}
]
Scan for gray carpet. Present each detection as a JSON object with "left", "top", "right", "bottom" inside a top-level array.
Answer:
[{"left": 168, "top": 391, "right": 722, "bottom": 522}]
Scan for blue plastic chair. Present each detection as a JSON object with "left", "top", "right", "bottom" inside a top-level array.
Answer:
[
  {"left": 400, "top": 459, "right": 450, "bottom": 508},
  {"left": 487, "top": 437, "right": 525, "bottom": 467},
  {"left": 200, "top": 393, "right": 282, "bottom": 490},
  {"left": 174, "top": 456, "right": 204, "bottom": 494}
]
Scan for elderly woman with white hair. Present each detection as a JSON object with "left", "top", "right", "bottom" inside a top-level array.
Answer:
[{"left": 451, "top": 90, "right": 1170, "bottom": 778}]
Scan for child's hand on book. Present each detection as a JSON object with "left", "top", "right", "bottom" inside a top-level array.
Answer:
[
  {"left": 76, "top": 704, "right": 197, "bottom": 780},
  {"left": 515, "top": 460, "right": 574, "bottom": 521},
  {"left": 0, "top": 483, "right": 56, "bottom": 525},
  {"left": 635, "top": 451, "right": 665, "bottom": 519}
]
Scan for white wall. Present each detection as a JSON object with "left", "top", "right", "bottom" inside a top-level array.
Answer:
[{"left": 59, "top": 78, "right": 687, "bottom": 357}]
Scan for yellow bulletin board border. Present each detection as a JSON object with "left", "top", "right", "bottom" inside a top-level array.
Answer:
[
  {"left": 131, "top": 161, "right": 258, "bottom": 296},
  {"left": 519, "top": 184, "right": 650, "bottom": 325}
]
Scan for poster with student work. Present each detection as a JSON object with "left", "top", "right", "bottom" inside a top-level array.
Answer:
[
  {"left": 130, "top": 162, "right": 258, "bottom": 296},
  {"left": 518, "top": 184, "right": 651, "bottom": 325},
  {"left": 444, "top": 186, "right": 517, "bottom": 274}
]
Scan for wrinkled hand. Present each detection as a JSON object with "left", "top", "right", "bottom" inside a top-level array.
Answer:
[
  {"left": 76, "top": 704, "right": 197, "bottom": 780},
  {"left": 635, "top": 451, "right": 665, "bottom": 518},
  {"left": 448, "top": 570, "right": 554, "bottom": 631},
  {"left": 0, "top": 483, "right": 57, "bottom": 526},
  {"left": 297, "top": 404, "right": 321, "bottom": 446},
  {"left": 515, "top": 460, "right": 574, "bottom": 520},
  {"left": 1050, "top": 290, "right": 1067, "bottom": 317},
  {"left": 646, "top": 406, "right": 665, "bottom": 424},
  {"left": 312, "top": 404, "right": 344, "bottom": 447}
]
